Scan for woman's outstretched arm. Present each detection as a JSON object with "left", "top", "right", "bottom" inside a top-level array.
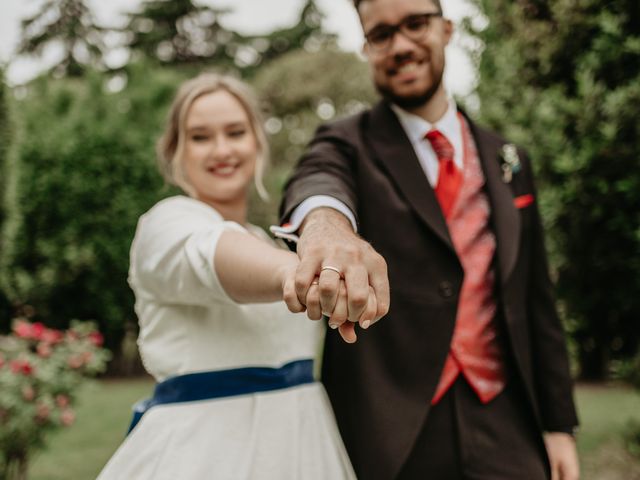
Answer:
[{"left": 214, "top": 231, "right": 299, "bottom": 304}]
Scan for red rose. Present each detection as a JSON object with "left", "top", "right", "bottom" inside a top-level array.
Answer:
[
  {"left": 60, "top": 408, "right": 75, "bottom": 426},
  {"left": 41, "top": 328, "right": 64, "bottom": 344},
  {"left": 31, "top": 322, "right": 46, "bottom": 340},
  {"left": 88, "top": 331, "right": 104, "bottom": 347},
  {"left": 66, "top": 330, "right": 80, "bottom": 341},
  {"left": 37, "top": 342, "right": 53, "bottom": 358},
  {"left": 35, "top": 402, "right": 51, "bottom": 422},
  {"left": 9, "top": 361, "right": 19, "bottom": 373},
  {"left": 10, "top": 359, "right": 34, "bottom": 376},
  {"left": 68, "top": 355, "right": 84, "bottom": 369},
  {"left": 55, "top": 394, "right": 70, "bottom": 408},
  {"left": 22, "top": 385, "right": 36, "bottom": 402},
  {"left": 13, "top": 320, "right": 32, "bottom": 338}
]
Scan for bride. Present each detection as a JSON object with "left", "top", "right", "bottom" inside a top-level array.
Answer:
[{"left": 97, "top": 73, "right": 369, "bottom": 479}]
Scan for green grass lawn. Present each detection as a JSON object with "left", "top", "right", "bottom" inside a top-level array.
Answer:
[
  {"left": 29, "top": 377, "right": 154, "bottom": 480},
  {"left": 28, "top": 379, "right": 640, "bottom": 479},
  {"left": 575, "top": 383, "right": 640, "bottom": 480}
]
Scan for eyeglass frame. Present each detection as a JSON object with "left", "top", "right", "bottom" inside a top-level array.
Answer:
[{"left": 363, "top": 12, "right": 444, "bottom": 53}]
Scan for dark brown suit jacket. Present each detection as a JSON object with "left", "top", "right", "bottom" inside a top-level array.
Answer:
[{"left": 280, "top": 101, "right": 578, "bottom": 480}]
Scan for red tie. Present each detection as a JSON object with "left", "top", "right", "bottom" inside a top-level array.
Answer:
[{"left": 426, "top": 129, "right": 462, "bottom": 219}]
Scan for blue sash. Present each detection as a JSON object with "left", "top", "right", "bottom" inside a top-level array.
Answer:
[{"left": 127, "top": 359, "right": 314, "bottom": 434}]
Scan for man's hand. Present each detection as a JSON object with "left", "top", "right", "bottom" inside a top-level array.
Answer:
[
  {"left": 544, "top": 432, "right": 580, "bottom": 480},
  {"left": 282, "top": 208, "right": 389, "bottom": 336}
]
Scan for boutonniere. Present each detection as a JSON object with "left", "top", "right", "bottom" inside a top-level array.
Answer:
[{"left": 499, "top": 143, "right": 521, "bottom": 183}]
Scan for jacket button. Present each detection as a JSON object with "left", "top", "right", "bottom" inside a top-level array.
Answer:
[{"left": 439, "top": 281, "right": 454, "bottom": 298}]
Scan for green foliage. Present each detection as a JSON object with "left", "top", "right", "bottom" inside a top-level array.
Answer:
[
  {"left": 613, "top": 354, "right": 640, "bottom": 390},
  {"left": 123, "top": 0, "right": 337, "bottom": 77},
  {"left": 1, "top": 44, "right": 374, "bottom": 367},
  {"left": 0, "top": 64, "right": 186, "bottom": 352},
  {"left": 252, "top": 0, "right": 338, "bottom": 72},
  {"left": 249, "top": 48, "right": 376, "bottom": 228},
  {"left": 0, "top": 71, "right": 8, "bottom": 227},
  {"left": 465, "top": 0, "right": 640, "bottom": 379},
  {"left": 0, "top": 319, "right": 110, "bottom": 479},
  {"left": 17, "top": 0, "right": 108, "bottom": 77},
  {"left": 124, "top": 0, "right": 244, "bottom": 68},
  {"left": 14, "top": 0, "right": 336, "bottom": 80},
  {"left": 0, "top": 71, "right": 14, "bottom": 327}
]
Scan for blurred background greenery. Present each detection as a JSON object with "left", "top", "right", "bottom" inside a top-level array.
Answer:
[{"left": 0, "top": 0, "right": 639, "bottom": 476}]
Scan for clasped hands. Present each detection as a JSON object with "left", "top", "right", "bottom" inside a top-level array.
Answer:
[{"left": 282, "top": 209, "right": 390, "bottom": 343}]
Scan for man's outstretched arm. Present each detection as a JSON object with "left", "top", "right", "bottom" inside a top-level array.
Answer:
[{"left": 282, "top": 207, "right": 389, "bottom": 343}]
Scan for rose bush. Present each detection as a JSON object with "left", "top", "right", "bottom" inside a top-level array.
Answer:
[{"left": 0, "top": 319, "right": 110, "bottom": 479}]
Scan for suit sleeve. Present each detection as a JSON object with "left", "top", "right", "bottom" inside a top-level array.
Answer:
[
  {"left": 280, "top": 121, "right": 360, "bottom": 225},
  {"left": 523, "top": 153, "right": 579, "bottom": 431}
]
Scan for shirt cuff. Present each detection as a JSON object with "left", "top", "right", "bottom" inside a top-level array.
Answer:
[{"left": 270, "top": 196, "right": 357, "bottom": 243}]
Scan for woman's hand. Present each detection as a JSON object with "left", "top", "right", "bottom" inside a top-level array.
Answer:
[{"left": 299, "top": 277, "right": 378, "bottom": 344}]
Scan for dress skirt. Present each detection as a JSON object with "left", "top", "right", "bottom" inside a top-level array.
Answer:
[{"left": 97, "top": 383, "right": 355, "bottom": 480}]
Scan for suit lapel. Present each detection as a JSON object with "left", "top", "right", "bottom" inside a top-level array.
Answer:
[
  {"left": 367, "top": 102, "right": 454, "bottom": 251},
  {"left": 465, "top": 115, "right": 520, "bottom": 284},
  {"left": 365, "top": 102, "right": 521, "bottom": 281}
]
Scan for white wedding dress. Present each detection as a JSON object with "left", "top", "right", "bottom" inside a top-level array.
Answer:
[{"left": 97, "top": 196, "right": 355, "bottom": 480}]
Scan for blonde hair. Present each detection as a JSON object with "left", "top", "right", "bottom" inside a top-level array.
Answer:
[{"left": 157, "top": 72, "right": 269, "bottom": 200}]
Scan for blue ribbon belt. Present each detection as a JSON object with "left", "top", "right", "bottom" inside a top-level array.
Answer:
[{"left": 127, "top": 358, "right": 314, "bottom": 434}]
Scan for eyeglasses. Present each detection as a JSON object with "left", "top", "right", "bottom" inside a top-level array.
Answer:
[{"left": 364, "top": 12, "right": 443, "bottom": 52}]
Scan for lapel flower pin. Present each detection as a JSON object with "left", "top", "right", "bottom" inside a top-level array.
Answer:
[{"left": 499, "top": 143, "right": 521, "bottom": 183}]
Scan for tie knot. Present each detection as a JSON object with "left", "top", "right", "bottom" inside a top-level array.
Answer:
[{"left": 425, "top": 129, "right": 454, "bottom": 161}]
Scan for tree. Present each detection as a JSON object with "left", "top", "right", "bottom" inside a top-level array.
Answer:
[
  {"left": 124, "top": 0, "right": 245, "bottom": 69},
  {"left": 465, "top": 0, "right": 640, "bottom": 379},
  {"left": 16, "top": 0, "right": 108, "bottom": 77},
  {"left": 250, "top": 47, "right": 376, "bottom": 228},
  {"left": 121, "top": 0, "right": 337, "bottom": 76},
  {"left": 0, "top": 49, "right": 373, "bottom": 365},
  {"left": 252, "top": 0, "right": 338, "bottom": 68},
  {"left": 1, "top": 64, "right": 186, "bottom": 357},
  {"left": 0, "top": 70, "right": 13, "bottom": 327},
  {"left": 0, "top": 70, "right": 10, "bottom": 248},
  {"left": 0, "top": 0, "right": 359, "bottom": 371}
]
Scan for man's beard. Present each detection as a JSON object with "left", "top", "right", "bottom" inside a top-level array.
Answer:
[{"left": 375, "top": 68, "right": 444, "bottom": 109}]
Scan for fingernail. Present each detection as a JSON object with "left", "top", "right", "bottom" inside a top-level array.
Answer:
[
  {"left": 329, "top": 323, "right": 339, "bottom": 329},
  {"left": 361, "top": 320, "right": 371, "bottom": 330}
]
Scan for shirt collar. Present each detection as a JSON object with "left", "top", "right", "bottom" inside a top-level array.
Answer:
[{"left": 390, "top": 98, "right": 459, "bottom": 145}]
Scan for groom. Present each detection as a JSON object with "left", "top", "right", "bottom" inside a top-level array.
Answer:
[{"left": 278, "top": 0, "right": 580, "bottom": 478}]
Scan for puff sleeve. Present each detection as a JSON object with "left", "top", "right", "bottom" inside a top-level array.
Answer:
[{"left": 128, "top": 196, "right": 246, "bottom": 306}]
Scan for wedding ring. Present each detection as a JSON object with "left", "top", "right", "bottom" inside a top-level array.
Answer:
[{"left": 321, "top": 265, "right": 343, "bottom": 278}]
